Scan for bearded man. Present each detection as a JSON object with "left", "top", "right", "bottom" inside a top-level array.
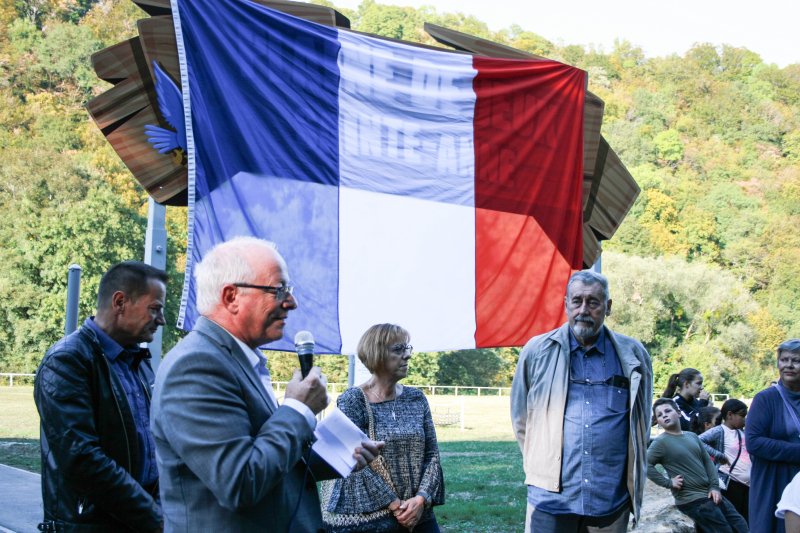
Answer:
[{"left": 511, "top": 270, "right": 652, "bottom": 533}]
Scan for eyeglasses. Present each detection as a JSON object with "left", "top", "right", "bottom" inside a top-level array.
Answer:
[
  {"left": 233, "top": 283, "right": 294, "bottom": 301},
  {"left": 390, "top": 343, "right": 413, "bottom": 355}
]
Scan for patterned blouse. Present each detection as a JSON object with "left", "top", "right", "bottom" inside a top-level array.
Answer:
[{"left": 324, "top": 385, "right": 445, "bottom": 532}]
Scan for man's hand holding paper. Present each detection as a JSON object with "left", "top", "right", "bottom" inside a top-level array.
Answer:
[{"left": 313, "top": 407, "right": 384, "bottom": 476}]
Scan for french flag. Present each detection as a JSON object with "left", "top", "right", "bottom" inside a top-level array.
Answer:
[{"left": 173, "top": 0, "right": 586, "bottom": 353}]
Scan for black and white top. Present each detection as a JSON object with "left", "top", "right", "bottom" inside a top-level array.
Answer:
[
  {"left": 325, "top": 386, "right": 445, "bottom": 531},
  {"left": 673, "top": 394, "right": 709, "bottom": 433}
]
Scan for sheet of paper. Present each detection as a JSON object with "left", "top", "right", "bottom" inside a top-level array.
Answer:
[{"left": 312, "top": 407, "right": 368, "bottom": 477}]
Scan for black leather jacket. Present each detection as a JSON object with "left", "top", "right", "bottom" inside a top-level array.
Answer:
[{"left": 34, "top": 324, "right": 161, "bottom": 532}]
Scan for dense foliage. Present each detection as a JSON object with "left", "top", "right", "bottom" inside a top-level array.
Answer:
[{"left": 1, "top": 0, "right": 797, "bottom": 396}]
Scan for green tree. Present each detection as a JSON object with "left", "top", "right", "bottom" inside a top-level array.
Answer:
[
  {"left": 653, "top": 129, "right": 684, "bottom": 166},
  {"left": 434, "top": 349, "right": 505, "bottom": 388},
  {"left": 603, "top": 252, "right": 770, "bottom": 394},
  {"left": 353, "top": 0, "right": 421, "bottom": 41}
]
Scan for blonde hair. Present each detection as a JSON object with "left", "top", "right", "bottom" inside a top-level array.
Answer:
[{"left": 356, "top": 323, "right": 409, "bottom": 373}]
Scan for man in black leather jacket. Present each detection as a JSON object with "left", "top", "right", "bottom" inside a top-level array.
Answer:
[{"left": 34, "top": 261, "right": 168, "bottom": 532}]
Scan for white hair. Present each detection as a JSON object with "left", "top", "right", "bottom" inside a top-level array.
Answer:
[
  {"left": 194, "top": 237, "right": 284, "bottom": 314},
  {"left": 566, "top": 270, "right": 610, "bottom": 302}
]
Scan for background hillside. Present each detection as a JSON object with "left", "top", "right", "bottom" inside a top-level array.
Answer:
[{"left": 1, "top": 0, "right": 798, "bottom": 396}]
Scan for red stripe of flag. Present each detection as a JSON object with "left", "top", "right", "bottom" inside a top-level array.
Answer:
[{"left": 472, "top": 56, "right": 586, "bottom": 347}]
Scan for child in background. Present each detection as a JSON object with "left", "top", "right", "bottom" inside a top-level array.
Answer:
[
  {"left": 699, "top": 399, "right": 751, "bottom": 522},
  {"left": 692, "top": 406, "right": 722, "bottom": 435},
  {"left": 647, "top": 398, "right": 749, "bottom": 532},
  {"left": 662, "top": 368, "right": 710, "bottom": 432}
]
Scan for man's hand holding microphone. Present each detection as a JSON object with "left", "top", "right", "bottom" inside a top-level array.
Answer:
[{"left": 287, "top": 331, "right": 384, "bottom": 469}]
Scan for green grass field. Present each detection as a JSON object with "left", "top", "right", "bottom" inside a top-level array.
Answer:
[{"left": 0, "top": 387, "right": 525, "bottom": 531}]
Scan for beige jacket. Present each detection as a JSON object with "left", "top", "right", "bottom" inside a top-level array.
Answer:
[{"left": 510, "top": 323, "right": 652, "bottom": 524}]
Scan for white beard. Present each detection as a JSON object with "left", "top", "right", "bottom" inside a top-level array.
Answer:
[{"left": 572, "top": 320, "right": 599, "bottom": 342}]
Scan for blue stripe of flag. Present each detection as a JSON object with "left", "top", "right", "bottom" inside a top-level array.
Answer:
[{"left": 177, "top": 0, "right": 343, "bottom": 352}]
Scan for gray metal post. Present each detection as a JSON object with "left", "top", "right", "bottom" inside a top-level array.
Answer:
[
  {"left": 145, "top": 198, "right": 168, "bottom": 367},
  {"left": 64, "top": 264, "right": 82, "bottom": 335},
  {"left": 348, "top": 354, "right": 355, "bottom": 388},
  {"left": 591, "top": 242, "right": 602, "bottom": 273}
]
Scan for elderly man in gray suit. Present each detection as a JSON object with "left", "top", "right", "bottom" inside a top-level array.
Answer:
[{"left": 151, "top": 237, "right": 381, "bottom": 532}]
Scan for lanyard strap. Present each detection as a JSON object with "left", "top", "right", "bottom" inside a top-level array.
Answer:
[
  {"left": 727, "top": 429, "right": 743, "bottom": 472},
  {"left": 775, "top": 383, "right": 800, "bottom": 437}
]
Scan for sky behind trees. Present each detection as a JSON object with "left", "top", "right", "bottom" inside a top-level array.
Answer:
[{"left": 331, "top": 0, "right": 800, "bottom": 67}]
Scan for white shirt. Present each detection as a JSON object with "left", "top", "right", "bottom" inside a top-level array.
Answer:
[
  {"left": 720, "top": 424, "right": 750, "bottom": 485},
  {"left": 777, "top": 471, "right": 800, "bottom": 518},
  {"left": 216, "top": 323, "right": 317, "bottom": 430}
]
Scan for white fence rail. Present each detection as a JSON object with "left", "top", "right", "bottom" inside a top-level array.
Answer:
[
  {"left": 1, "top": 373, "right": 35, "bottom": 386},
  {"left": 0, "top": 374, "right": 734, "bottom": 404},
  {"left": 1, "top": 375, "right": 511, "bottom": 397},
  {"left": 271, "top": 382, "right": 510, "bottom": 397}
]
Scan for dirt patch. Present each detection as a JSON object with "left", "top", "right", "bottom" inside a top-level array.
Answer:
[{"left": 636, "top": 480, "right": 694, "bottom": 532}]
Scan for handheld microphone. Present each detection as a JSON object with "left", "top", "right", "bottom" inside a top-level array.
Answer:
[{"left": 294, "top": 331, "right": 315, "bottom": 378}]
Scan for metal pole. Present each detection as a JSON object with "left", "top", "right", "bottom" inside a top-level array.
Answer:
[
  {"left": 65, "top": 264, "right": 82, "bottom": 335},
  {"left": 348, "top": 354, "right": 355, "bottom": 388},
  {"left": 145, "top": 198, "right": 168, "bottom": 368},
  {"left": 591, "top": 242, "right": 602, "bottom": 273}
]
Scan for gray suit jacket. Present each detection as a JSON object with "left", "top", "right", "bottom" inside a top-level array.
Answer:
[{"left": 151, "top": 317, "right": 332, "bottom": 532}]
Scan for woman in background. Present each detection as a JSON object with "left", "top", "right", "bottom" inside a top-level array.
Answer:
[
  {"left": 747, "top": 339, "right": 800, "bottom": 533},
  {"left": 699, "top": 399, "right": 750, "bottom": 521},
  {"left": 663, "top": 368, "right": 711, "bottom": 433},
  {"left": 323, "top": 324, "right": 444, "bottom": 532}
]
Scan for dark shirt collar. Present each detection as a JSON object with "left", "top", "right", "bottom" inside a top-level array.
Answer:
[
  {"left": 568, "top": 325, "right": 606, "bottom": 355},
  {"left": 85, "top": 317, "right": 148, "bottom": 364}
]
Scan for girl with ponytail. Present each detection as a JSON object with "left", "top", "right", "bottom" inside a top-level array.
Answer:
[{"left": 661, "top": 368, "right": 710, "bottom": 433}]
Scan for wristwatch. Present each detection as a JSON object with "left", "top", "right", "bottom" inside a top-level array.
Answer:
[{"left": 417, "top": 491, "right": 432, "bottom": 508}]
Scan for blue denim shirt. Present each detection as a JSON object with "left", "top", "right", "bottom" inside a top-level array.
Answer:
[
  {"left": 86, "top": 318, "right": 158, "bottom": 487},
  {"left": 528, "top": 327, "right": 630, "bottom": 516}
]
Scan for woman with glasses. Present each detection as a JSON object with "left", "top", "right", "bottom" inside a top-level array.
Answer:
[
  {"left": 747, "top": 339, "right": 800, "bottom": 533},
  {"left": 322, "top": 324, "right": 444, "bottom": 532}
]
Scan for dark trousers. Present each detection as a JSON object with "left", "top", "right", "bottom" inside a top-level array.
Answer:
[
  {"left": 677, "top": 496, "right": 749, "bottom": 533},
  {"left": 527, "top": 503, "right": 630, "bottom": 533},
  {"left": 722, "top": 479, "right": 749, "bottom": 523},
  {"left": 412, "top": 517, "right": 441, "bottom": 533}
]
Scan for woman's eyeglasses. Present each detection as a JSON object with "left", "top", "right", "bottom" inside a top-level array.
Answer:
[{"left": 389, "top": 343, "right": 413, "bottom": 355}]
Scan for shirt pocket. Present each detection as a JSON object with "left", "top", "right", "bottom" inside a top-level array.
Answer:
[{"left": 608, "top": 386, "right": 628, "bottom": 413}]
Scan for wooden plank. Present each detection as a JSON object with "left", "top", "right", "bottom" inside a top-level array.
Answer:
[
  {"left": 586, "top": 145, "right": 640, "bottom": 240},
  {"left": 87, "top": 72, "right": 187, "bottom": 204},
  {"left": 103, "top": 106, "right": 188, "bottom": 204},
  {"left": 582, "top": 222, "right": 602, "bottom": 268},
  {"left": 252, "top": 0, "right": 351, "bottom": 28},
  {"left": 425, "top": 22, "right": 544, "bottom": 60},
  {"left": 138, "top": 16, "right": 180, "bottom": 87},
  {"left": 583, "top": 136, "right": 610, "bottom": 220},
  {"left": 132, "top": 0, "right": 351, "bottom": 27},
  {"left": 91, "top": 38, "right": 144, "bottom": 84},
  {"left": 86, "top": 73, "right": 151, "bottom": 130},
  {"left": 583, "top": 92, "right": 604, "bottom": 175},
  {"left": 131, "top": 0, "right": 170, "bottom": 16}
]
